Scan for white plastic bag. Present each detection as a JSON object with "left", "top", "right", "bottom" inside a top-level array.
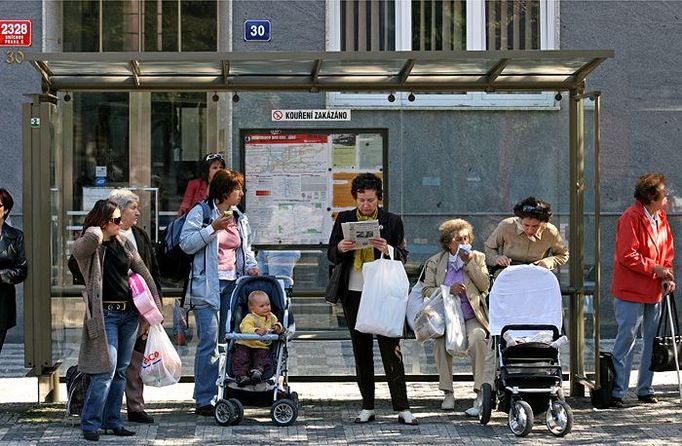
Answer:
[
  {"left": 405, "top": 266, "right": 426, "bottom": 331},
  {"left": 355, "top": 246, "right": 410, "bottom": 338},
  {"left": 141, "top": 324, "right": 182, "bottom": 387},
  {"left": 442, "top": 285, "right": 468, "bottom": 356},
  {"left": 414, "top": 287, "right": 445, "bottom": 342}
]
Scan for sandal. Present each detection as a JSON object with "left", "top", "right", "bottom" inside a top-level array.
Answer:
[{"left": 354, "top": 409, "right": 375, "bottom": 423}]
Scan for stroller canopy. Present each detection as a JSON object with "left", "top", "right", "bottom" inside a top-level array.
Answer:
[{"left": 488, "top": 265, "right": 563, "bottom": 336}]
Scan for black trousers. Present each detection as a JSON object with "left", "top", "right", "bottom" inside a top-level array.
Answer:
[
  {"left": 342, "top": 290, "right": 410, "bottom": 411},
  {"left": 0, "top": 329, "right": 6, "bottom": 355}
]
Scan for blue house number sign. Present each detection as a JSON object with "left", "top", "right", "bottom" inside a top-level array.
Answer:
[{"left": 244, "top": 20, "right": 271, "bottom": 42}]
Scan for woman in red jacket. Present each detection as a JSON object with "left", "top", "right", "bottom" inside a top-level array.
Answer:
[
  {"left": 610, "top": 173, "right": 675, "bottom": 408},
  {"left": 177, "top": 152, "right": 226, "bottom": 216}
]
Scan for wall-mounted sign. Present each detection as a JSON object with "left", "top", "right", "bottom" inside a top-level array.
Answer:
[
  {"left": 0, "top": 20, "right": 31, "bottom": 47},
  {"left": 271, "top": 109, "right": 351, "bottom": 122},
  {"left": 244, "top": 19, "right": 271, "bottom": 42}
]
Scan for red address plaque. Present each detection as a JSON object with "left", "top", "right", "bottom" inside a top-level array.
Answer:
[{"left": 0, "top": 20, "right": 32, "bottom": 47}]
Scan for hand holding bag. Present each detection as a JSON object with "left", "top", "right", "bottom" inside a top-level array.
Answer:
[
  {"left": 141, "top": 324, "right": 182, "bottom": 387},
  {"left": 442, "top": 284, "right": 468, "bottom": 356},
  {"left": 355, "top": 246, "right": 410, "bottom": 338},
  {"left": 650, "top": 292, "right": 682, "bottom": 372}
]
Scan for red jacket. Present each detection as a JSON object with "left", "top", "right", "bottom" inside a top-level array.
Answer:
[
  {"left": 178, "top": 178, "right": 208, "bottom": 216},
  {"left": 611, "top": 201, "right": 674, "bottom": 304}
]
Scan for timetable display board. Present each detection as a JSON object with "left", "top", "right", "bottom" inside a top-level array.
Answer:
[{"left": 242, "top": 130, "right": 385, "bottom": 246}]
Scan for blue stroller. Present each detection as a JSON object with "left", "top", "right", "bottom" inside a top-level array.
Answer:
[{"left": 213, "top": 275, "right": 299, "bottom": 426}]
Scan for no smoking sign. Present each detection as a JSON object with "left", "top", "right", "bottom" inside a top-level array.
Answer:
[{"left": 272, "top": 110, "right": 284, "bottom": 121}]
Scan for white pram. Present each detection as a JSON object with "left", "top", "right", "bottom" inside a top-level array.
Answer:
[{"left": 478, "top": 265, "right": 574, "bottom": 437}]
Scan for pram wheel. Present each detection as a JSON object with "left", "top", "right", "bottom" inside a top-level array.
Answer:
[
  {"left": 228, "top": 398, "right": 245, "bottom": 425},
  {"left": 508, "top": 400, "right": 533, "bottom": 437},
  {"left": 271, "top": 398, "right": 298, "bottom": 426},
  {"left": 214, "top": 399, "right": 235, "bottom": 426},
  {"left": 478, "top": 383, "right": 494, "bottom": 425},
  {"left": 546, "top": 400, "right": 573, "bottom": 437}
]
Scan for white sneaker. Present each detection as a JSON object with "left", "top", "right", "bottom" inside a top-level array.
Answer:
[
  {"left": 354, "top": 409, "right": 375, "bottom": 423},
  {"left": 397, "top": 410, "right": 419, "bottom": 425},
  {"left": 441, "top": 391, "right": 455, "bottom": 410},
  {"left": 465, "top": 392, "right": 483, "bottom": 417}
]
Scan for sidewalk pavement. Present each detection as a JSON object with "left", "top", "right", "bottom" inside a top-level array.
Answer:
[{"left": 0, "top": 372, "right": 680, "bottom": 445}]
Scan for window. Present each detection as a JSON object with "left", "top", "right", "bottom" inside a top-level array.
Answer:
[
  {"left": 328, "top": 0, "right": 558, "bottom": 108},
  {"left": 63, "top": 0, "right": 217, "bottom": 52}
]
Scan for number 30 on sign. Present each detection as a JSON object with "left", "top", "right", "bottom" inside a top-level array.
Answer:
[{"left": 244, "top": 19, "right": 271, "bottom": 42}]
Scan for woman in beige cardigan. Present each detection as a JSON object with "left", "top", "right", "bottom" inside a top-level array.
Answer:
[
  {"left": 422, "top": 219, "right": 493, "bottom": 416},
  {"left": 72, "top": 199, "right": 161, "bottom": 441}
]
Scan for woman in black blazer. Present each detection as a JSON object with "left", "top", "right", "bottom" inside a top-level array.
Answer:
[
  {"left": 0, "top": 188, "right": 27, "bottom": 355},
  {"left": 327, "top": 173, "right": 417, "bottom": 425}
]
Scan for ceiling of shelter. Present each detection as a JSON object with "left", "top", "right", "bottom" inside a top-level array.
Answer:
[{"left": 28, "top": 50, "right": 613, "bottom": 93}]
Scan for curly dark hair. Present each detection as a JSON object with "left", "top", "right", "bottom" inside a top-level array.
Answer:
[
  {"left": 82, "top": 199, "right": 118, "bottom": 234},
  {"left": 351, "top": 173, "right": 383, "bottom": 200},
  {"left": 634, "top": 173, "right": 666, "bottom": 205},
  {"left": 513, "top": 196, "right": 552, "bottom": 222},
  {"left": 0, "top": 188, "right": 14, "bottom": 220},
  {"left": 209, "top": 169, "right": 244, "bottom": 203}
]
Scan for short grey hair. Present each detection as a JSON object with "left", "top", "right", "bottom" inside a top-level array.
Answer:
[{"left": 108, "top": 188, "right": 139, "bottom": 212}]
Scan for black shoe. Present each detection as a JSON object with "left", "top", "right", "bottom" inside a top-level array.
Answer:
[
  {"left": 637, "top": 394, "right": 658, "bottom": 404},
  {"left": 82, "top": 430, "right": 99, "bottom": 441},
  {"left": 195, "top": 405, "right": 214, "bottom": 416},
  {"left": 103, "top": 427, "right": 135, "bottom": 436},
  {"left": 236, "top": 375, "right": 250, "bottom": 387},
  {"left": 608, "top": 397, "right": 624, "bottom": 408},
  {"left": 128, "top": 410, "right": 154, "bottom": 424}
]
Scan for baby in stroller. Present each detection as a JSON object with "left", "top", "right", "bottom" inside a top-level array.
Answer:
[
  {"left": 233, "top": 290, "right": 283, "bottom": 386},
  {"left": 214, "top": 275, "right": 299, "bottom": 427},
  {"left": 478, "top": 265, "right": 573, "bottom": 438}
]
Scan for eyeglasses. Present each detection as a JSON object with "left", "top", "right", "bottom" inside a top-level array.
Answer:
[
  {"left": 522, "top": 205, "right": 541, "bottom": 213},
  {"left": 204, "top": 153, "right": 224, "bottom": 162},
  {"left": 109, "top": 216, "right": 122, "bottom": 225}
]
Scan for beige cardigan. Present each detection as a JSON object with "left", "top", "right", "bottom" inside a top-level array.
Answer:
[
  {"left": 421, "top": 250, "right": 490, "bottom": 333},
  {"left": 72, "top": 226, "right": 162, "bottom": 374}
]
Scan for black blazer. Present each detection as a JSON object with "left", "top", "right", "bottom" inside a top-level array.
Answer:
[
  {"left": 132, "top": 225, "right": 163, "bottom": 298},
  {"left": 327, "top": 208, "right": 407, "bottom": 303},
  {"left": 0, "top": 223, "right": 27, "bottom": 331}
]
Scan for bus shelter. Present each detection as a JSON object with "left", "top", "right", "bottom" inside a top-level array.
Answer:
[{"left": 23, "top": 50, "right": 612, "bottom": 401}]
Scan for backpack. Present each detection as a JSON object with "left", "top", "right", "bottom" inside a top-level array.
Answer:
[
  {"left": 155, "top": 201, "right": 211, "bottom": 284},
  {"left": 65, "top": 365, "right": 90, "bottom": 418},
  {"left": 590, "top": 351, "right": 616, "bottom": 409}
]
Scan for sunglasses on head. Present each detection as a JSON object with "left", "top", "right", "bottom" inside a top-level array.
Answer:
[
  {"left": 204, "top": 153, "right": 224, "bottom": 162},
  {"left": 110, "top": 216, "right": 122, "bottom": 225},
  {"left": 522, "top": 204, "right": 541, "bottom": 213}
]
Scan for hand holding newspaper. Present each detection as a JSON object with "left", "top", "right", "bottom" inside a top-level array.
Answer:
[{"left": 341, "top": 220, "right": 381, "bottom": 250}]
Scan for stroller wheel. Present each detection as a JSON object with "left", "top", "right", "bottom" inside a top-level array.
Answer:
[
  {"left": 479, "top": 383, "right": 493, "bottom": 425},
  {"left": 271, "top": 398, "right": 298, "bottom": 426},
  {"left": 214, "top": 399, "right": 235, "bottom": 426},
  {"left": 508, "top": 400, "right": 533, "bottom": 437},
  {"left": 546, "top": 400, "right": 573, "bottom": 437},
  {"left": 228, "top": 398, "right": 245, "bottom": 425}
]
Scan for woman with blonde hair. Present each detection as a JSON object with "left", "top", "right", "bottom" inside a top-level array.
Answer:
[{"left": 422, "top": 218, "right": 493, "bottom": 416}]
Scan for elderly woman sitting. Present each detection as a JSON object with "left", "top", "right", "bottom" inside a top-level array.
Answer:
[{"left": 422, "top": 219, "right": 493, "bottom": 416}]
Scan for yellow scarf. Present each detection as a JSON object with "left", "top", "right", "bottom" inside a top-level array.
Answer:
[{"left": 353, "top": 208, "right": 378, "bottom": 271}]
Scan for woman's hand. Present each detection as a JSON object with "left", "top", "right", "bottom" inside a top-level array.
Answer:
[
  {"left": 458, "top": 249, "right": 471, "bottom": 263},
  {"left": 211, "top": 214, "right": 232, "bottom": 231},
  {"left": 246, "top": 267, "right": 260, "bottom": 276},
  {"left": 369, "top": 237, "right": 389, "bottom": 255},
  {"left": 663, "top": 279, "right": 676, "bottom": 293},
  {"left": 337, "top": 239, "right": 356, "bottom": 253},
  {"left": 496, "top": 255, "right": 512, "bottom": 267},
  {"left": 450, "top": 282, "right": 466, "bottom": 296},
  {"left": 653, "top": 264, "right": 674, "bottom": 280}
]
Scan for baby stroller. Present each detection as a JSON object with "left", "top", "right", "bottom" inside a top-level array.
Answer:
[
  {"left": 478, "top": 265, "right": 573, "bottom": 437},
  {"left": 214, "top": 274, "right": 299, "bottom": 426}
]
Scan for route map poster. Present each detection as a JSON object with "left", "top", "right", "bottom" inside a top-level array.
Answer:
[{"left": 244, "top": 131, "right": 384, "bottom": 246}]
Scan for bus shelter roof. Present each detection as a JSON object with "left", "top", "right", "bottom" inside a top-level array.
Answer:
[{"left": 28, "top": 50, "right": 613, "bottom": 93}]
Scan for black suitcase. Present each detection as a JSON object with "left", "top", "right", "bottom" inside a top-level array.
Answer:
[{"left": 591, "top": 351, "right": 616, "bottom": 409}]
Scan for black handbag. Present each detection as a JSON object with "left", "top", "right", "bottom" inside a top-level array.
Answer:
[
  {"left": 650, "top": 292, "right": 682, "bottom": 372},
  {"left": 325, "top": 264, "right": 344, "bottom": 304}
]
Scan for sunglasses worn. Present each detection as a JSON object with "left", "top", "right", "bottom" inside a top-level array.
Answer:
[
  {"left": 110, "top": 216, "right": 122, "bottom": 225},
  {"left": 204, "top": 153, "right": 224, "bottom": 162}
]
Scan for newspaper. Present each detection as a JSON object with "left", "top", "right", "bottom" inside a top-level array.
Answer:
[{"left": 341, "top": 220, "right": 381, "bottom": 249}]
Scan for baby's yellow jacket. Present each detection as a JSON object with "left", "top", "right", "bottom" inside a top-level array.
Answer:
[{"left": 237, "top": 312, "right": 283, "bottom": 349}]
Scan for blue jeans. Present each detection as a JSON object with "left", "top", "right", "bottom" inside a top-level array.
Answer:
[
  {"left": 193, "top": 280, "right": 235, "bottom": 407},
  {"left": 81, "top": 306, "right": 139, "bottom": 432},
  {"left": 611, "top": 298, "right": 661, "bottom": 399}
]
